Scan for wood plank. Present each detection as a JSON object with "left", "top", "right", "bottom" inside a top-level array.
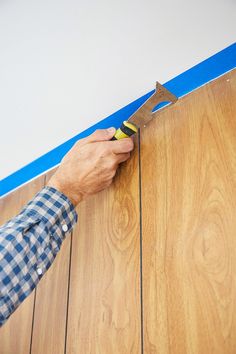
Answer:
[
  {"left": 141, "top": 70, "right": 236, "bottom": 353},
  {"left": 0, "top": 177, "right": 45, "bottom": 354},
  {"left": 31, "top": 167, "right": 72, "bottom": 354},
  {"left": 66, "top": 135, "right": 141, "bottom": 354}
]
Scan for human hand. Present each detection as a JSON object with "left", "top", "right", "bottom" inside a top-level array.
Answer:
[{"left": 46, "top": 128, "right": 134, "bottom": 207}]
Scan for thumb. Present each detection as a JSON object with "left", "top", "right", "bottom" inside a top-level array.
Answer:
[{"left": 87, "top": 127, "right": 116, "bottom": 142}]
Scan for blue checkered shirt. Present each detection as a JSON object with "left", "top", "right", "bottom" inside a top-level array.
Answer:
[{"left": 0, "top": 186, "right": 78, "bottom": 327}]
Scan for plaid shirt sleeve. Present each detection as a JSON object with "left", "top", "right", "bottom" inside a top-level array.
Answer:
[{"left": 0, "top": 185, "right": 78, "bottom": 327}]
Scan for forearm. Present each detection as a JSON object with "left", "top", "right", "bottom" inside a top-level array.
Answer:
[{"left": 0, "top": 186, "right": 78, "bottom": 326}]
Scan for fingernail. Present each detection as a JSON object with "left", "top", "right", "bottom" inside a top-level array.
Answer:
[{"left": 107, "top": 127, "right": 115, "bottom": 133}]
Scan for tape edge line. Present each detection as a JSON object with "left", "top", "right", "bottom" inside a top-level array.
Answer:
[{"left": 1, "top": 42, "right": 235, "bottom": 198}]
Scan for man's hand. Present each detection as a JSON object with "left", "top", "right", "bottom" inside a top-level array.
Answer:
[{"left": 46, "top": 128, "right": 134, "bottom": 207}]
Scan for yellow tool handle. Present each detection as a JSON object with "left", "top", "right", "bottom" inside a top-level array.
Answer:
[{"left": 110, "top": 121, "right": 138, "bottom": 140}]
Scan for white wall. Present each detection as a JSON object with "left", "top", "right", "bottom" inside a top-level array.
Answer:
[{"left": 0, "top": 0, "right": 235, "bottom": 180}]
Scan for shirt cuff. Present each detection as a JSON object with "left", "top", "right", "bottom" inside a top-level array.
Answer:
[{"left": 19, "top": 185, "right": 78, "bottom": 236}]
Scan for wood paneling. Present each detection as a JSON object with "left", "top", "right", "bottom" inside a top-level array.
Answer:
[
  {"left": 0, "top": 177, "right": 45, "bottom": 354},
  {"left": 1, "top": 70, "right": 236, "bottom": 354},
  {"left": 65, "top": 134, "right": 141, "bottom": 354},
  {"left": 141, "top": 70, "right": 236, "bottom": 353},
  {"left": 30, "top": 168, "right": 72, "bottom": 354}
]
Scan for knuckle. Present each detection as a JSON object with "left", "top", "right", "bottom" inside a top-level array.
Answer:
[
  {"left": 123, "top": 153, "right": 130, "bottom": 162},
  {"left": 127, "top": 138, "right": 134, "bottom": 149},
  {"left": 108, "top": 158, "right": 117, "bottom": 169},
  {"left": 111, "top": 169, "right": 117, "bottom": 178},
  {"left": 121, "top": 138, "right": 134, "bottom": 151}
]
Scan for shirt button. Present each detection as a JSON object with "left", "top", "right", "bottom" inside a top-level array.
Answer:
[
  {"left": 62, "top": 224, "right": 68, "bottom": 232},
  {"left": 37, "top": 267, "right": 43, "bottom": 276}
]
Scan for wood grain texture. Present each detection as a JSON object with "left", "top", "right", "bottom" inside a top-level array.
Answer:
[
  {"left": 66, "top": 134, "right": 141, "bottom": 354},
  {"left": 1, "top": 70, "right": 236, "bottom": 354},
  {"left": 141, "top": 70, "right": 236, "bottom": 354},
  {"left": 30, "top": 168, "right": 72, "bottom": 354},
  {"left": 0, "top": 177, "right": 45, "bottom": 354}
]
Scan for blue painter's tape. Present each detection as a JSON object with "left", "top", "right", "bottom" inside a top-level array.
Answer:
[{"left": 0, "top": 42, "right": 235, "bottom": 197}]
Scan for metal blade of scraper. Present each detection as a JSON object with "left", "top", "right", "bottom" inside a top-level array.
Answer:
[
  {"left": 110, "top": 82, "right": 178, "bottom": 140},
  {"left": 127, "top": 82, "right": 178, "bottom": 129}
]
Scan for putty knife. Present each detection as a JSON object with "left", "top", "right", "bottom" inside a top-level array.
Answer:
[{"left": 111, "top": 82, "right": 178, "bottom": 140}]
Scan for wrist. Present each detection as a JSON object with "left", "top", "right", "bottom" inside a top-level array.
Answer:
[{"left": 46, "top": 177, "right": 83, "bottom": 208}]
